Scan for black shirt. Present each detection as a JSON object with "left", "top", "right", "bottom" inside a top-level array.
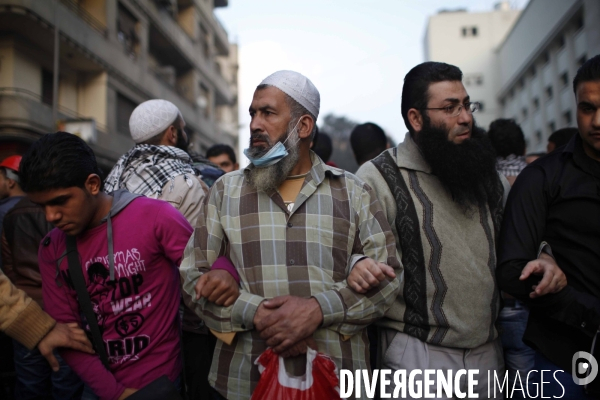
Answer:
[{"left": 497, "top": 134, "right": 600, "bottom": 371}]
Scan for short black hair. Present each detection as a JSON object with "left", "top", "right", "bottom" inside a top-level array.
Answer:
[
  {"left": 401, "top": 62, "right": 463, "bottom": 133},
  {"left": 20, "top": 132, "right": 104, "bottom": 193},
  {"left": 573, "top": 54, "right": 600, "bottom": 94},
  {"left": 487, "top": 119, "right": 526, "bottom": 157},
  {"left": 206, "top": 144, "right": 237, "bottom": 165},
  {"left": 350, "top": 122, "right": 388, "bottom": 165},
  {"left": 548, "top": 127, "right": 577, "bottom": 148},
  {"left": 312, "top": 130, "right": 333, "bottom": 162}
]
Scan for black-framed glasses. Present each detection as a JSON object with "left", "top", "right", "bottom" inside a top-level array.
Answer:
[{"left": 421, "top": 102, "right": 480, "bottom": 117}]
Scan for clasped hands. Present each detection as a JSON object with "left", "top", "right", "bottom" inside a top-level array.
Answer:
[{"left": 253, "top": 296, "right": 322, "bottom": 358}]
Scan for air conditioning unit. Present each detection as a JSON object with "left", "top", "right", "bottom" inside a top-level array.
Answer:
[
  {"left": 62, "top": 119, "right": 97, "bottom": 144},
  {"left": 156, "top": 66, "right": 176, "bottom": 87}
]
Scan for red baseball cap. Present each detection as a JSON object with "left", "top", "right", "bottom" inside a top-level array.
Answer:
[{"left": 0, "top": 155, "right": 22, "bottom": 173}]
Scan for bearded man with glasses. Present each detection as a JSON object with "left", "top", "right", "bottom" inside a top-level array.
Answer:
[{"left": 350, "top": 61, "right": 566, "bottom": 398}]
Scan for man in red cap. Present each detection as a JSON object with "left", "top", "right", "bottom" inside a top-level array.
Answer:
[{"left": 0, "top": 156, "right": 25, "bottom": 255}]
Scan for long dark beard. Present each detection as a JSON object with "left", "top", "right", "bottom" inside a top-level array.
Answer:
[
  {"left": 246, "top": 122, "right": 300, "bottom": 192},
  {"left": 415, "top": 117, "right": 499, "bottom": 212}
]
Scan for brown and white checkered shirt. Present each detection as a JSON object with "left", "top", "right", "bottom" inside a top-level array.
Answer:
[{"left": 180, "top": 153, "right": 401, "bottom": 400}]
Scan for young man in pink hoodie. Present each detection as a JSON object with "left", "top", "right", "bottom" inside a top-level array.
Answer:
[{"left": 19, "top": 132, "right": 193, "bottom": 400}]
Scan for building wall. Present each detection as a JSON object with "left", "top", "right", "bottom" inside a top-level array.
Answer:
[
  {"left": 425, "top": 4, "right": 521, "bottom": 129},
  {"left": 496, "top": 0, "right": 600, "bottom": 152},
  {"left": 0, "top": 0, "right": 238, "bottom": 168}
]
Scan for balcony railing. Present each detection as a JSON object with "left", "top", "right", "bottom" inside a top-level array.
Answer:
[
  {"left": 0, "top": 87, "right": 108, "bottom": 133},
  {"left": 58, "top": 0, "right": 108, "bottom": 37}
]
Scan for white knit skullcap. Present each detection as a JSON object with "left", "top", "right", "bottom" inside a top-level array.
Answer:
[
  {"left": 129, "top": 99, "right": 184, "bottom": 143},
  {"left": 260, "top": 70, "right": 320, "bottom": 119}
]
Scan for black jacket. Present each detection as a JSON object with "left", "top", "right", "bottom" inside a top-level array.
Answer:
[{"left": 497, "top": 134, "right": 600, "bottom": 372}]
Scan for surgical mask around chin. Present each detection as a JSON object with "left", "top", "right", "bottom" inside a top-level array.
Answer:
[{"left": 244, "top": 120, "right": 301, "bottom": 168}]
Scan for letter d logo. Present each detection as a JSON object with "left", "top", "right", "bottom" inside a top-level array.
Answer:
[{"left": 572, "top": 351, "right": 598, "bottom": 385}]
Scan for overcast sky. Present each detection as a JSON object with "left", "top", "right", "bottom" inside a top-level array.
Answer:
[{"left": 214, "top": 0, "right": 529, "bottom": 165}]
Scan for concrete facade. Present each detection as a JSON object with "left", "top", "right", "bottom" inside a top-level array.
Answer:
[
  {"left": 496, "top": 0, "right": 600, "bottom": 152},
  {"left": 0, "top": 0, "right": 239, "bottom": 170},
  {"left": 425, "top": 2, "right": 521, "bottom": 129}
]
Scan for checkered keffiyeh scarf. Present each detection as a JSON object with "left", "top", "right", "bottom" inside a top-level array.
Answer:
[
  {"left": 104, "top": 145, "right": 197, "bottom": 196},
  {"left": 496, "top": 154, "right": 528, "bottom": 177}
]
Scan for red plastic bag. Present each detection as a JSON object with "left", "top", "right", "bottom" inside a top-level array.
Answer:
[{"left": 251, "top": 348, "right": 340, "bottom": 400}]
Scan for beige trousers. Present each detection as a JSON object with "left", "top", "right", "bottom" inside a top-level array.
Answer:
[{"left": 379, "top": 329, "right": 505, "bottom": 399}]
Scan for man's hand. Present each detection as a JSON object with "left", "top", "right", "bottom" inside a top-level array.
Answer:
[
  {"left": 118, "top": 388, "right": 138, "bottom": 400},
  {"left": 38, "top": 322, "right": 94, "bottom": 372},
  {"left": 280, "top": 336, "right": 318, "bottom": 358},
  {"left": 520, "top": 252, "right": 567, "bottom": 298},
  {"left": 194, "top": 269, "right": 239, "bottom": 306},
  {"left": 254, "top": 296, "right": 323, "bottom": 354},
  {"left": 347, "top": 258, "right": 396, "bottom": 293}
]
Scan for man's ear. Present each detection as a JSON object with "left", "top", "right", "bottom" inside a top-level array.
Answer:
[
  {"left": 407, "top": 108, "right": 424, "bottom": 132},
  {"left": 85, "top": 174, "right": 102, "bottom": 196},
  {"left": 297, "top": 116, "right": 314, "bottom": 140},
  {"left": 167, "top": 126, "right": 178, "bottom": 146}
]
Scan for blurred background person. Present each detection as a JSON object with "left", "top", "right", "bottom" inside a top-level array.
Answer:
[
  {"left": 488, "top": 118, "right": 528, "bottom": 186},
  {"left": 525, "top": 152, "right": 546, "bottom": 164},
  {"left": 547, "top": 127, "right": 578, "bottom": 153},
  {"left": 206, "top": 144, "right": 239, "bottom": 173},
  {"left": 350, "top": 122, "right": 390, "bottom": 166},
  {"left": 311, "top": 127, "right": 338, "bottom": 167},
  {"left": 0, "top": 156, "right": 24, "bottom": 258},
  {"left": 487, "top": 117, "right": 533, "bottom": 399}
]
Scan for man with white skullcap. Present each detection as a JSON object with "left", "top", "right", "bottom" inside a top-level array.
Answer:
[
  {"left": 104, "top": 99, "right": 238, "bottom": 399},
  {"left": 104, "top": 99, "right": 207, "bottom": 224},
  {"left": 180, "top": 70, "right": 401, "bottom": 400}
]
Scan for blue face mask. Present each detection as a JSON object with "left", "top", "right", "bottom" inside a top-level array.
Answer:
[{"left": 244, "top": 120, "right": 301, "bottom": 168}]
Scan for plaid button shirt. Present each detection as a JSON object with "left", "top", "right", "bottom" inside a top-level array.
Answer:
[{"left": 180, "top": 153, "right": 401, "bottom": 400}]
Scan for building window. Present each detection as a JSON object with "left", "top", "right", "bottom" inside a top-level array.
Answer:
[
  {"left": 563, "top": 110, "right": 572, "bottom": 125},
  {"left": 542, "top": 51, "right": 550, "bottom": 65},
  {"left": 535, "top": 130, "right": 542, "bottom": 143},
  {"left": 560, "top": 72, "right": 569, "bottom": 87},
  {"left": 522, "top": 107, "right": 528, "bottom": 120},
  {"left": 41, "top": 69, "right": 53, "bottom": 106},
  {"left": 548, "top": 121, "right": 556, "bottom": 133},
  {"left": 461, "top": 26, "right": 478, "bottom": 37},
  {"left": 518, "top": 77, "right": 525, "bottom": 89},
  {"left": 575, "top": 16, "right": 584, "bottom": 31},
  {"left": 198, "top": 83, "right": 211, "bottom": 118},
  {"left": 200, "top": 21, "right": 210, "bottom": 59},
  {"left": 477, "top": 101, "right": 484, "bottom": 112},
  {"left": 578, "top": 54, "right": 587, "bottom": 67},
  {"left": 557, "top": 35, "right": 565, "bottom": 49},
  {"left": 117, "top": 2, "right": 139, "bottom": 58},
  {"left": 117, "top": 93, "right": 138, "bottom": 136},
  {"left": 530, "top": 65, "right": 537, "bottom": 77},
  {"left": 464, "top": 74, "right": 483, "bottom": 86},
  {"left": 533, "top": 97, "right": 540, "bottom": 111},
  {"left": 545, "top": 86, "right": 553, "bottom": 100}
]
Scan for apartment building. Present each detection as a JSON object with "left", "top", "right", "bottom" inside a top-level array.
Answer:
[
  {"left": 497, "top": 0, "right": 600, "bottom": 152},
  {"left": 424, "top": 1, "right": 521, "bottom": 129},
  {"left": 0, "top": 0, "right": 238, "bottom": 170}
]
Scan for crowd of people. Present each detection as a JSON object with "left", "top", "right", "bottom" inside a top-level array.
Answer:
[{"left": 0, "top": 53, "right": 599, "bottom": 400}]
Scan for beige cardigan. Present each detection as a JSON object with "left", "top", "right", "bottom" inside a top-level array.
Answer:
[{"left": 0, "top": 270, "right": 55, "bottom": 349}]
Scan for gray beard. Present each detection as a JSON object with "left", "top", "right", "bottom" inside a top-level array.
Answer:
[{"left": 247, "top": 128, "right": 300, "bottom": 193}]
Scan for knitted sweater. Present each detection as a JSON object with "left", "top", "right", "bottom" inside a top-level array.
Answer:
[{"left": 356, "top": 135, "right": 510, "bottom": 349}]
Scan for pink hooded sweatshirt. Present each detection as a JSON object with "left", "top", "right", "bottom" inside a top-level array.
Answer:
[{"left": 39, "top": 190, "right": 193, "bottom": 400}]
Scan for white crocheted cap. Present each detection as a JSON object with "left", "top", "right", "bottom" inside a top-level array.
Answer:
[
  {"left": 259, "top": 70, "right": 320, "bottom": 119},
  {"left": 129, "top": 99, "right": 184, "bottom": 143}
]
